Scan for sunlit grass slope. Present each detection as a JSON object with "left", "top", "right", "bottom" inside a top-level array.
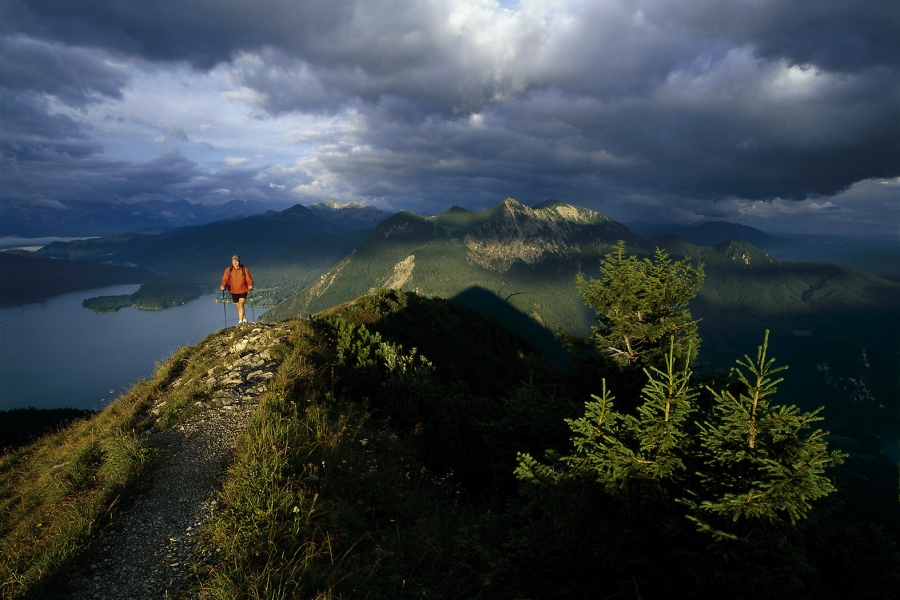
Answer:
[
  {"left": 0, "top": 350, "right": 185, "bottom": 599},
  {"left": 0, "top": 327, "right": 261, "bottom": 600}
]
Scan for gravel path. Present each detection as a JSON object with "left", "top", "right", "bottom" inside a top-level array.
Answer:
[{"left": 65, "top": 324, "right": 288, "bottom": 600}]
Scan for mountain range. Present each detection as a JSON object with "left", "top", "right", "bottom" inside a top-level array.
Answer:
[
  {"left": 6, "top": 197, "right": 899, "bottom": 448},
  {"left": 257, "top": 200, "right": 898, "bottom": 442},
  {"left": 0, "top": 198, "right": 285, "bottom": 238},
  {"left": 626, "top": 220, "right": 900, "bottom": 278}
]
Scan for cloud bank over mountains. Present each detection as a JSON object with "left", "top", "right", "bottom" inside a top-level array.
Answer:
[{"left": 1, "top": 0, "right": 897, "bottom": 233}]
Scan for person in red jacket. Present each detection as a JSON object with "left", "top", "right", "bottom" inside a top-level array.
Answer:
[{"left": 220, "top": 254, "right": 254, "bottom": 324}]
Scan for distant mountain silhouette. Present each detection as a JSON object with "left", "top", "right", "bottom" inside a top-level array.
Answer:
[
  {"left": 625, "top": 221, "right": 900, "bottom": 277},
  {"left": 0, "top": 199, "right": 278, "bottom": 238},
  {"left": 37, "top": 203, "right": 341, "bottom": 277},
  {"left": 306, "top": 201, "right": 392, "bottom": 231},
  {"left": 624, "top": 220, "right": 773, "bottom": 246}
]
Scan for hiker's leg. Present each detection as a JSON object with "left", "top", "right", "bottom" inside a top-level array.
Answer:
[{"left": 236, "top": 297, "right": 246, "bottom": 322}]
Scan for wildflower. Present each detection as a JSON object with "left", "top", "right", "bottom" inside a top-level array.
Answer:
[{"left": 292, "top": 506, "right": 300, "bottom": 513}]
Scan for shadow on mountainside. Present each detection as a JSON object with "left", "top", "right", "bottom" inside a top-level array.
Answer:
[{"left": 450, "top": 286, "right": 569, "bottom": 370}]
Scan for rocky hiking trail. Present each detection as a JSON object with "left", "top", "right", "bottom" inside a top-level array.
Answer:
[{"left": 65, "top": 323, "right": 289, "bottom": 600}]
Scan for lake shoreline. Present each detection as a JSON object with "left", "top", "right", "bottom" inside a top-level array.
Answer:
[{"left": 0, "top": 285, "right": 268, "bottom": 412}]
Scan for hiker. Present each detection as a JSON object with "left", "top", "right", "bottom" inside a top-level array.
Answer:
[{"left": 220, "top": 254, "right": 254, "bottom": 324}]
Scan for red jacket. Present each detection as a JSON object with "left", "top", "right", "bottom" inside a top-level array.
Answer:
[{"left": 221, "top": 264, "right": 254, "bottom": 294}]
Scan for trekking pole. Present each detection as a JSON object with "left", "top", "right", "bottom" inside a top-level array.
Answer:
[
  {"left": 222, "top": 288, "right": 227, "bottom": 328},
  {"left": 249, "top": 289, "right": 255, "bottom": 322}
]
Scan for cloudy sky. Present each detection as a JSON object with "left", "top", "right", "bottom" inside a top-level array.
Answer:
[{"left": 1, "top": 0, "right": 898, "bottom": 234}]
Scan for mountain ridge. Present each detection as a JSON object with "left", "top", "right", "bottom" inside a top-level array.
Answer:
[
  {"left": 10, "top": 198, "right": 898, "bottom": 428},
  {"left": 306, "top": 200, "right": 392, "bottom": 231},
  {"left": 624, "top": 220, "right": 774, "bottom": 246},
  {"left": 0, "top": 199, "right": 279, "bottom": 238}
]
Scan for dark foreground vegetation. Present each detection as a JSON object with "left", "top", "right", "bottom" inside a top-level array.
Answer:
[
  {"left": 0, "top": 408, "right": 95, "bottom": 451},
  {"left": 2, "top": 245, "right": 898, "bottom": 599},
  {"left": 198, "top": 286, "right": 899, "bottom": 599}
]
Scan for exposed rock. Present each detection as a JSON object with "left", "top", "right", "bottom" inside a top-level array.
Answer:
[
  {"left": 464, "top": 198, "right": 632, "bottom": 271},
  {"left": 383, "top": 254, "right": 416, "bottom": 289}
]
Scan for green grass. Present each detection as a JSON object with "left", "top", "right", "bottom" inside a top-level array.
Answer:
[
  {"left": 0, "top": 355, "right": 182, "bottom": 598},
  {"left": 194, "top": 317, "right": 488, "bottom": 599},
  {"left": 0, "top": 327, "right": 247, "bottom": 599}
]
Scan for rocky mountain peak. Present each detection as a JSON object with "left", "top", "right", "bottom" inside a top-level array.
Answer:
[
  {"left": 463, "top": 198, "right": 631, "bottom": 271},
  {"left": 501, "top": 197, "right": 526, "bottom": 210},
  {"left": 535, "top": 201, "right": 610, "bottom": 225},
  {"left": 307, "top": 201, "right": 392, "bottom": 231}
]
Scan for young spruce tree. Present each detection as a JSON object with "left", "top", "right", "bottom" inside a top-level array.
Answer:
[
  {"left": 576, "top": 240, "right": 705, "bottom": 372},
  {"left": 514, "top": 245, "right": 850, "bottom": 597},
  {"left": 559, "top": 339, "right": 697, "bottom": 504},
  {"left": 685, "top": 331, "right": 846, "bottom": 537}
]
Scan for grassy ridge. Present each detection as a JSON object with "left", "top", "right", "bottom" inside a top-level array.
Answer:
[
  {"left": 194, "top": 291, "right": 568, "bottom": 598},
  {"left": 198, "top": 319, "right": 487, "bottom": 598},
  {"left": 198, "top": 291, "right": 900, "bottom": 598}
]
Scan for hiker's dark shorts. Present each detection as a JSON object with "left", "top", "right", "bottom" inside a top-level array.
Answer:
[{"left": 231, "top": 292, "right": 248, "bottom": 303}]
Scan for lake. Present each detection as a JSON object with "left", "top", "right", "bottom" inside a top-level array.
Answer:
[{"left": 0, "top": 285, "right": 267, "bottom": 411}]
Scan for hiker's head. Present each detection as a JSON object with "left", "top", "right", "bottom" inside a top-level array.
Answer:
[{"left": 231, "top": 254, "right": 240, "bottom": 266}]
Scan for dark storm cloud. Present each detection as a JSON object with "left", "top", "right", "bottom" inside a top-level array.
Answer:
[
  {"left": 0, "top": 35, "right": 127, "bottom": 103},
  {"left": 0, "top": 32, "right": 126, "bottom": 199},
  {"left": 2, "top": 0, "right": 898, "bottom": 229},
  {"left": 0, "top": 91, "right": 95, "bottom": 150},
  {"left": 0, "top": 32, "right": 127, "bottom": 152},
  {"left": 9, "top": 0, "right": 436, "bottom": 73},
  {"left": 212, "top": 0, "right": 899, "bottom": 207},
  {"left": 2, "top": 141, "right": 281, "bottom": 206},
  {"left": 15, "top": 0, "right": 895, "bottom": 105},
  {"left": 651, "top": 0, "right": 900, "bottom": 72}
]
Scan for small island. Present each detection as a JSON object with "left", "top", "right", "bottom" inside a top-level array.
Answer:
[{"left": 83, "top": 280, "right": 207, "bottom": 312}]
